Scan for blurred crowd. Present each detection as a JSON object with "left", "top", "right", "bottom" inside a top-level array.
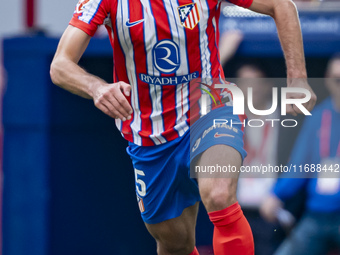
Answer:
[{"left": 216, "top": 30, "right": 340, "bottom": 255}]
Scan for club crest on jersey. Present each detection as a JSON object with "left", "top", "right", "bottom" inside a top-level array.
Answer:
[
  {"left": 177, "top": 3, "right": 200, "bottom": 30},
  {"left": 75, "top": 0, "right": 92, "bottom": 14},
  {"left": 137, "top": 195, "right": 145, "bottom": 213}
]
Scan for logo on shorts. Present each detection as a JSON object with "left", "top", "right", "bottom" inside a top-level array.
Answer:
[
  {"left": 177, "top": 3, "right": 200, "bottom": 30},
  {"left": 214, "top": 132, "right": 234, "bottom": 138},
  {"left": 137, "top": 195, "right": 145, "bottom": 213},
  {"left": 192, "top": 137, "right": 201, "bottom": 153},
  {"left": 75, "top": 0, "right": 92, "bottom": 13},
  {"left": 153, "top": 40, "right": 180, "bottom": 74}
]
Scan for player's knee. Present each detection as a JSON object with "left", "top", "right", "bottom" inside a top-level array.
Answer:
[{"left": 200, "top": 181, "right": 237, "bottom": 211}]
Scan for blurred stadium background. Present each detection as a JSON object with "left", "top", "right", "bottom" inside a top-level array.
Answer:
[{"left": 1, "top": 0, "right": 340, "bottom": 255}]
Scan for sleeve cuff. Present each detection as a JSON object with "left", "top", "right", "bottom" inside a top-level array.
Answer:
[
  {"left": 69, "top": 17, "right": 97, "bottom": 37},
  {"left": 244, "top": 0, "right": 253, "bottom": 9}
]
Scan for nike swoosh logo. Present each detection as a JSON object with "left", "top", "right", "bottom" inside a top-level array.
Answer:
[
  {"left": 126, "top": 19, "right": 144, "bottom": 27},
  {"left": 214, "top": 132, "right": 234, "bottom": 138}
]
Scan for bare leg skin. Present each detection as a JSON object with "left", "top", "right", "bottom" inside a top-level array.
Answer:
[
  {"left": 197, "top": 145, "right": 241, "bottom": 212},
  {"left": 145, "top": 202, "right": 199, "bottom": 255}
]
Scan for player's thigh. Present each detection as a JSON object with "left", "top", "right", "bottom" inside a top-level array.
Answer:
[
  {"left": 196, "top": 144, "right": 241, "bottom": 212},
  {"left": 196, "top": 144, "right": 241, "bottom": 178},
  {"left": 189, "top": 106, "right": 245, "bottom": 211},
  {"left": 145, "top": 202, "right": 199, "bottom": 253}
]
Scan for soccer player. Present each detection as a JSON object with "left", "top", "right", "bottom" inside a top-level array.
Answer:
[{"left": 50, "top": 0, "right": 316, "bottom": 254}]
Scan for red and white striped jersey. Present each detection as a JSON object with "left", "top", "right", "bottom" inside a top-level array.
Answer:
[{"left": 70, "top": 0, "right": 253, "bottom": 146}]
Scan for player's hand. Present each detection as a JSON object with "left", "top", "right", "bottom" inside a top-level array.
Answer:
[
  {"left": 259, "top": 194, "right": 283, "bottom": 223},
  {"left": 286, "top": 78, "right": 317, "bottom": 116},
  {"left": 92, "top": 81, "right": 133, "bottom": 121}
]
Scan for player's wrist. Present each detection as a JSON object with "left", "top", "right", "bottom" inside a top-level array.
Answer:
[
  {"left": 287, "top": 69, "right": 308, "bottom": 79},
  {"left": 88, "top": 79, "right": 106, "bottom": 99}
]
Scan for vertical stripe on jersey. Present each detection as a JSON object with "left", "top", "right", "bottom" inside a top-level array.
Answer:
[
  {"left": 150, "top": 0, "right": 179, "bottom": 141},
  {"left": 197, "top": 0, "right": 214, "bottom": 116},
  {"left": 214, "top": 2, "right": 225, "bottom": 83},
  {"left": 211, "top": 3, "right": 224, "bottom": 84},
  {"left": 115, "top": 119, "right": 122, "bottom": 132},
  {"left": 104, "top": 13, "right": 115, "bottom": 48},
  {"left": 168, "top": 0, "right": 190, "bottom": 136},
  {"left": 176, "top": 0, "right": 201, "bottom": 124},
  {"left": 206, "top": 0, "right": 222, "bottom": 83},
  {"left": 111, "top": 12, "right": 134, "bottom": 141},
  {"left": 140, "top": 0, "right": 167, "bottom": 145},
  {"left": 117, "top": 0, "right": 142, "bottom": 145},
  {"left": 197, "top": 0, "right": 212, "bottom": 81},
  {"left": 211, "top": 2, "right": 232, "bottom": 103},
  {"left": 126, "top": 0, "right": 154, "bottom": 145},
  {"left": 107, "top": 6, "right": 122, "bottom": 135},
  {"left": 79, "top": 0, "right": 103, "bottom": 24},
  {"left": 177, "top": 0, "right": 209, "bottom": 118}
]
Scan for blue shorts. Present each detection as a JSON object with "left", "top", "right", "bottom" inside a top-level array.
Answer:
[{"left": 126, "top": 106, "right": 246, "bottom": 224}]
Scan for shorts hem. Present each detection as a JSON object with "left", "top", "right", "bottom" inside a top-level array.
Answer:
[
  {"left": 141, "top": 199, "right": 201, "bottom": 225},
  {"left": 191, "top": 141, "right": 247, "bottom": 164}
]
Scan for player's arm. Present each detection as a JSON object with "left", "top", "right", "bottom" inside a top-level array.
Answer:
[
  {"left": 50, "top": 25, "right": 132, "bottom": 121},
  {"left": 248, "top": 0, "right": 317, "bottom": 115}
]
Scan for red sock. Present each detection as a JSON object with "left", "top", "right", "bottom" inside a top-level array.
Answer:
[
  {"left": 189, "top": 247, "right": 199, "bottom": 255},
  {"left": 208, "top": 202, "right": 254, "bottom": 255}
]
